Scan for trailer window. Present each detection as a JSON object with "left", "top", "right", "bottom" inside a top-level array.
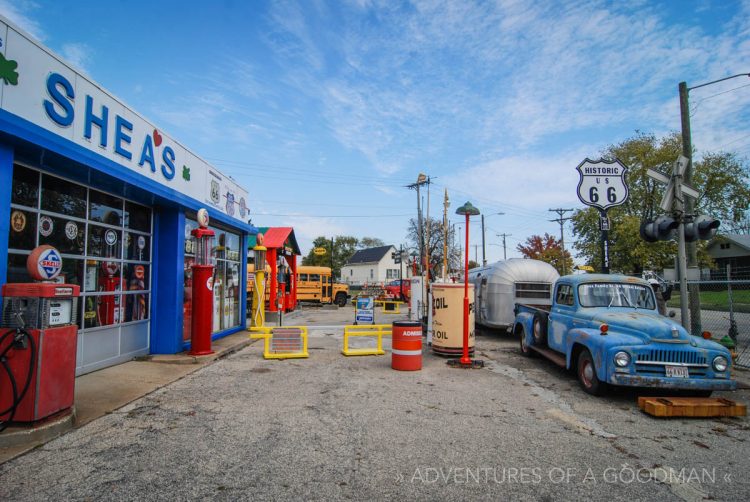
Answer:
[{"left": 515, "top": 282, "right": 551, "bottom": 299}]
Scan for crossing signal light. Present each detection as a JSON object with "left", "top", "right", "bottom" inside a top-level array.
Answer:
[
  {"left": 684, "top": 215, "right": 720, "bottom": 242},
  {"left": 640, "top": 215, "right": 678, "bottom": 242},
  {"left": 392, "top": 252, "right": 401, "bottom": 264}
]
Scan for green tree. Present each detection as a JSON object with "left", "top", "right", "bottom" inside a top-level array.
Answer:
[
  {"left": 301, "top": 235, "right": 359, "bottom": 279},
  {"left": 516, "top": 233, "right": 574, "bottom": 275},
  {"left": 358, "top": 237, "right": 385, "bottom": 249},
  {"left": 406, "top": 217, "right": 461, "bottom": 278},
  {"left": 571, "top": 132, "right": 750, "bottom": 273}
]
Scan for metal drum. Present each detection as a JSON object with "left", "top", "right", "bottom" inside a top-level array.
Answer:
[
  {"left": 391, "top": 320, "right": 422, "bottom": 371},
  {"left": 431, "top": 283, "right": 475, "bottom": 356}
]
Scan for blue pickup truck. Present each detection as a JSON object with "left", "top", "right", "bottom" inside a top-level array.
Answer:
[{"left": 513, "top": 274, "right": 736, "bottom": 396}]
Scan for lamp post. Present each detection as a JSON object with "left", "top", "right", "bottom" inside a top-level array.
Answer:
[
  {"left": 451, "top": 201, "right": 481, "bottom": 368},
  {"left": 679, "top": 72, "right": 749, "bottom": 335},
  {"left": 481, "top": 212, "right": 504, "bottom": 266}
]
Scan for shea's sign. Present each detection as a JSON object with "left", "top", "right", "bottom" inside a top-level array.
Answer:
[{"left": 0, "top": 16, "right": 248, "bottom": 223}]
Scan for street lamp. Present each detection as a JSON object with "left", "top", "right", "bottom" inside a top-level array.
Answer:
[
  {"left": 481, "top": 212, "right": 504, "bottom": 266},
  {"left": 679, "top": 72, "right": 750, "bottom": 335},
  {"left": 450, "top": 201, "right": 483, "bottom": 368}
]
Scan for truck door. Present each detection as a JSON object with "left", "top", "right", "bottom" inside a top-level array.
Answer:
[{"left": 547, "top": 283, "right": 575, "bottom": 352}]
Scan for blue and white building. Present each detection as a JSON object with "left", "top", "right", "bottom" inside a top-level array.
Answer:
[{"left": 0, "top": 16, "right": 255, "bottom": 374}]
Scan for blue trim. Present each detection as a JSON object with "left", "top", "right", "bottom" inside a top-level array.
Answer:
[
  {"left": 240, "top": 233, "right": 248, "bottom": 330},
  {"left": 182, "top": 325, "right": 245, "bottom": 351},
  {"left": 0, "top": 109, "right": 254, "bottom": 233},
  {"left": 150, "top": 209, "right": 184, "bottom": 354},
  {"left": 0, "top": 142, "right": 13, "bottom": 286}
]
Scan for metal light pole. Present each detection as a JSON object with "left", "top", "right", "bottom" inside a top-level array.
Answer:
[
  {"left": 481, "top": 212, "right": 504, "bottom": 266},
  {"left": 679, "top": 72, "right": 750, "bottom": 335},
  {"left": 450, "top": 201, "right": 482, "bottom": 369}
]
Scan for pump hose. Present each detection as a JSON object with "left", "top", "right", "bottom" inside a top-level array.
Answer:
[{"left": 0, "top": 328, "right": 36, "bottom": 432}]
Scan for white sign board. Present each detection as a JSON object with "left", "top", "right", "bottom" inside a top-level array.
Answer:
[
  {"left": 575, "top": 158, "right": 630, "bottom": 211},
  {"left": 0, "top": 16, "right": 248, "bottom": 223},
  {"left": 355, "top": 296, "right": 374, "bottom": 324}
]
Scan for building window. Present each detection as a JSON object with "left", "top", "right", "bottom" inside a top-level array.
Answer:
[
  {"left": 370, "top": 269, "right": 374, "bottom": 279},
  {"left": 7, "top": 164, "right": 152, "bottom": 329}
]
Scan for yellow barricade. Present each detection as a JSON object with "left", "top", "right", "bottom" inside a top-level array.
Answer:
[
  {"left": 374, "top": 300, "right": 403, "bottom": 314},
  {"left": 249, "top": 326, "right": 309, "bottom": 359},
  {"left": 342, "top": 324, "right": 392, "bottom": 356}
]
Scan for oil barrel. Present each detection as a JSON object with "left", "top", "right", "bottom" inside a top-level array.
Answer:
[
  {"left": 431, "top": 283, "right": 475, "bottom": 356},
  {"left": 391, "top": 320, "right": 422, "bottom": 371}
]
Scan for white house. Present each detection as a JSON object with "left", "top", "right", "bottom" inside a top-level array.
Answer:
[{"left": 341, "top": 245, "right": 403, "bottom": 286}]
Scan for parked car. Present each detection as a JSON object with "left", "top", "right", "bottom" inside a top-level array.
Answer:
[{"left": 513, "top": 274, "right": 736, "bottom": 396}]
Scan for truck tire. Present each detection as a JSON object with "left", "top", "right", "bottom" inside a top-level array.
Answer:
[
  {"left": 520, "top": 327, "right": 534, "bottom": 357},
  {"left": 577, "top": 349, "right": 607, "bottom": 396},
  {"left": 334, "top": 293, "right": 348, "bottom": 307},
  {"left": 532, "top": 312, "right": 547, "bottom": 346}
]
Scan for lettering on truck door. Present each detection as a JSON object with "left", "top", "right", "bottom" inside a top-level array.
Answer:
[{"left": 548, "top": 283, "right": 575, "bottom": 351}]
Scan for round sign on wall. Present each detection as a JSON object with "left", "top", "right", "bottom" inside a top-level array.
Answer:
[
  {"left": 65, "top": 221, "right": 78, "bottom": 240},
  {"left": 105, "top": 229, "right": 118, "bottom": 246},
  {"left": 39, "top": 215, "right": 54, "bottom": 237}
]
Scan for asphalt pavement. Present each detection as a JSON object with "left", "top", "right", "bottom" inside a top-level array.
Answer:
[{"left": 1, "top": 305, "right": 748, "bottom": 501}]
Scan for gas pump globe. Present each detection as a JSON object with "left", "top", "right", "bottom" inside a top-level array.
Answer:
[
  {"left": 251, "top": 233, "right": 267, "bottom": 327},
  {"left": 188, "top": 208, "right": 216, "bottom": 355}
]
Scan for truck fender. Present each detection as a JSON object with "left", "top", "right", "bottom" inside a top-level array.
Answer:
[
  {"left": 565, "top": 329, "right": 609, "bottom": 380},
  {"left": 513, "top": 313, "right": 535, "bottom": 347}
]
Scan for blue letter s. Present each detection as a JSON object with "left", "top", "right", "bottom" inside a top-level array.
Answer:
[{"left": 44, "top": 73, "right": 74, "bottom": 126}]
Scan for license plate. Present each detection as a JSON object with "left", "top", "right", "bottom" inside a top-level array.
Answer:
[{"left": 665, "top": 366, "right": 689, "bottom": 378}]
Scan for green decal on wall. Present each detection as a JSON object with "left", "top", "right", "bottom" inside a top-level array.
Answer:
[
  {"left": 0, "top": 53, "right": 19, "bottom": 85},
  {"left": 182, "top": 166, "right": 191, "bottom": 181}
]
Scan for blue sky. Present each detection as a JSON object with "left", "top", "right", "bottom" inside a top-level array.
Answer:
[{"left": 4, "top": 0, "right": 749, "bottom": 263}]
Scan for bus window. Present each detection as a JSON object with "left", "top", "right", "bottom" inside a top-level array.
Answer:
[
  {"left": 299, "top": 273, "right": 308, "bottom": 282},
  {"left": 309, "top": 274, "right": 320, "bottom": 283}
]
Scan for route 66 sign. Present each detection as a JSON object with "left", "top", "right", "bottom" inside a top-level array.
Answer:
[{"left": 575, "top": 158, "right": 629, "bottom": 211}]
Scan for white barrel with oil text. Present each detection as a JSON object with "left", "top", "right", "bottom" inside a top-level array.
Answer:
[{"left": 431, "top": 283, "right": 475, "bottom": 356}]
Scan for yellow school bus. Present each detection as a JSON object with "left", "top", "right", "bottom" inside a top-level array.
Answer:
[
  {"left": 247, "top": 264, "right": 349, "bottom": 307},
  {"left": 297, "top": 266, "right": 350, "bottom": 306}
]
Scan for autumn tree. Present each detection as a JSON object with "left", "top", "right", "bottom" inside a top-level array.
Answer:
[
  {"left": 517, "top": 233, "right": 573, "bottom": 275},
  {"left": 571, "top": 132, "right": 750, "bottom": 274}
]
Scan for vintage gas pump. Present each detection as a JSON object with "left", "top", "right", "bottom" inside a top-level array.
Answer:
[
  {"left": 188, "top": 208, "right": 215, "bottom": 356},
  {"left": 0, "top": 245, "right": 79, "bottom": 426},
  {"left": 251, "top": 234, "right": 266, "bottom": 327}
]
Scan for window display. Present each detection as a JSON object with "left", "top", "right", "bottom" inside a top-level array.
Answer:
[{"left": 7, "top": 164, "right": 153, "bottom": 330}]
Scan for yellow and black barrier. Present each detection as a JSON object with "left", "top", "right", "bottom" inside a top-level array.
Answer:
[
  {"left": 374, "top": 300, "right": 404, "bottom": 314},
  {"left": 342, "top": 324, "right": 392, "bottom": 356},
  {"left": 249, "top": 326, "right": 309, "bottom": 359}
]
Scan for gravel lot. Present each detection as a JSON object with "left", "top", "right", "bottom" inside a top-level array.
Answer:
[{"left": 1, "top": 305, "right": 748, "bottom": 501}]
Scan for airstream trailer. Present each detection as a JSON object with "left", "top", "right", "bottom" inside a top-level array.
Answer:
[{"left": 469, "top": 259, "right": 559, "bottom": 332}]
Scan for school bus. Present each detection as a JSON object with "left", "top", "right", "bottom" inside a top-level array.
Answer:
[{"left": 247, "top": 264, "right": 349, "bottom": 307}]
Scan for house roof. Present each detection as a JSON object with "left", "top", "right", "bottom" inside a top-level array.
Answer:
[
  {"left": 248, "top": 227, "right": 301, "bottom": 255},
  {"left": 707, "top": 234, "right": 750, "bottom": 253},
  {"left": 345, "top": 245, "right": 395, "bottom": 265}
]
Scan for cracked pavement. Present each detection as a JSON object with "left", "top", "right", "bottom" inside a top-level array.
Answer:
[{"left": 1, "top": 306, "right": 748, "bottom": 501}]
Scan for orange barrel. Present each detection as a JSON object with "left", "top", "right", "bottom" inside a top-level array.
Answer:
[
  {"left": 391, "top": 320, "right": 423, "bottom": 371},
  {"left": 432, "top": 283, "right": 475, "bottom": 356}
]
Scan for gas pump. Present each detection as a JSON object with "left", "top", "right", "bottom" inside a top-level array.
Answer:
[
  {"left": 97, "top": 261, "right": 120, "bottom": 325},
  {"left": 188, "top": 208, "right": 215, "bottom": 356},
  {"left": 0, "top": 245, "right": 79, "bottom": 428},
  {"left": 251, "top": 234, "right": 266, "bottom": 327}
]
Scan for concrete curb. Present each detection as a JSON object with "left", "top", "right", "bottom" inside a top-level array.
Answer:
[{"left": 0, "top": 408, "right": 75, "bottom": 448}]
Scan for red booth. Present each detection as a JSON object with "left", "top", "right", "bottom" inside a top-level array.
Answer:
[{"left": 248, "top": 227, "right": 300, "bottom": 313}]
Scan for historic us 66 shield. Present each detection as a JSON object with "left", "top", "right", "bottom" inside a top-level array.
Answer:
[{"left": 575, "top": 158, "right": 630, "bottom": 211}]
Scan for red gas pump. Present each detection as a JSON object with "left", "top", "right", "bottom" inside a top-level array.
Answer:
[
  {"left": 0, "top": 245, "right": 79, "bottom": 426},
  {"left": 188, "top": 208, "right": 215, "bottom": 356},
  {"left": 97, "top": 261, "right": 120, "bottom": 325}
]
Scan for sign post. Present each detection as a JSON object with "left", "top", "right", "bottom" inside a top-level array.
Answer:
[{"left": 576, "top": 158, "right": 630, "bottom": 274}]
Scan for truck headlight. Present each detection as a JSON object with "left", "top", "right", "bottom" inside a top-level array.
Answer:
[
  {"left": 614, "top": 351, "right": 630, "bottom": 367},
  {"left": 713, "top": 356, "right": 728, "bottom": 372}
]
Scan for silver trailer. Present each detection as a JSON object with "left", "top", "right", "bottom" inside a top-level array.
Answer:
[{"left": 469, "top": 259, "right": 560, "bottom": 332}]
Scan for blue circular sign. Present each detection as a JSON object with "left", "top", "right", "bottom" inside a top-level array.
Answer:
[{"left": 35, "top": 246, "right": 63, "bottom": 280}]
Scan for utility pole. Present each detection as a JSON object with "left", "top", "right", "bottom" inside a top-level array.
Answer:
[
  {"left": 481, "top": 212, "right": 504, "bottom": 267},
  {"left": 549, "top": 208, "right": 574, "bottom": 275},
  {"left": 425, "top": 176, "right": 431, "bottom": 283},
  {"left": 406, "top": 174, "right": 428, "bottom": 274},
  {"left": 497, "top": 233, "right": 512, "bottom": 260},
  {"left": 472, "top": 244, "right": 479, "bottom": 264}
]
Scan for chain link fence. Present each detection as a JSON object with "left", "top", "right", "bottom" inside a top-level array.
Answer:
[{"left": 667, "top": 278, "right": 750, "bottom": 369}]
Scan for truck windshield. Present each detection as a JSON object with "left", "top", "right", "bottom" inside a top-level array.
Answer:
[{"left": 578, "top": 283, "right": 656, "bottom": 310}]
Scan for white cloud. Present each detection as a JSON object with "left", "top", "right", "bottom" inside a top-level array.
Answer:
[
  {"left": 60, "top": 42, "right": 92, "bottom": 73},
  {"left": 0, "top": 0, "right": 45, "bottom": 41}
]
